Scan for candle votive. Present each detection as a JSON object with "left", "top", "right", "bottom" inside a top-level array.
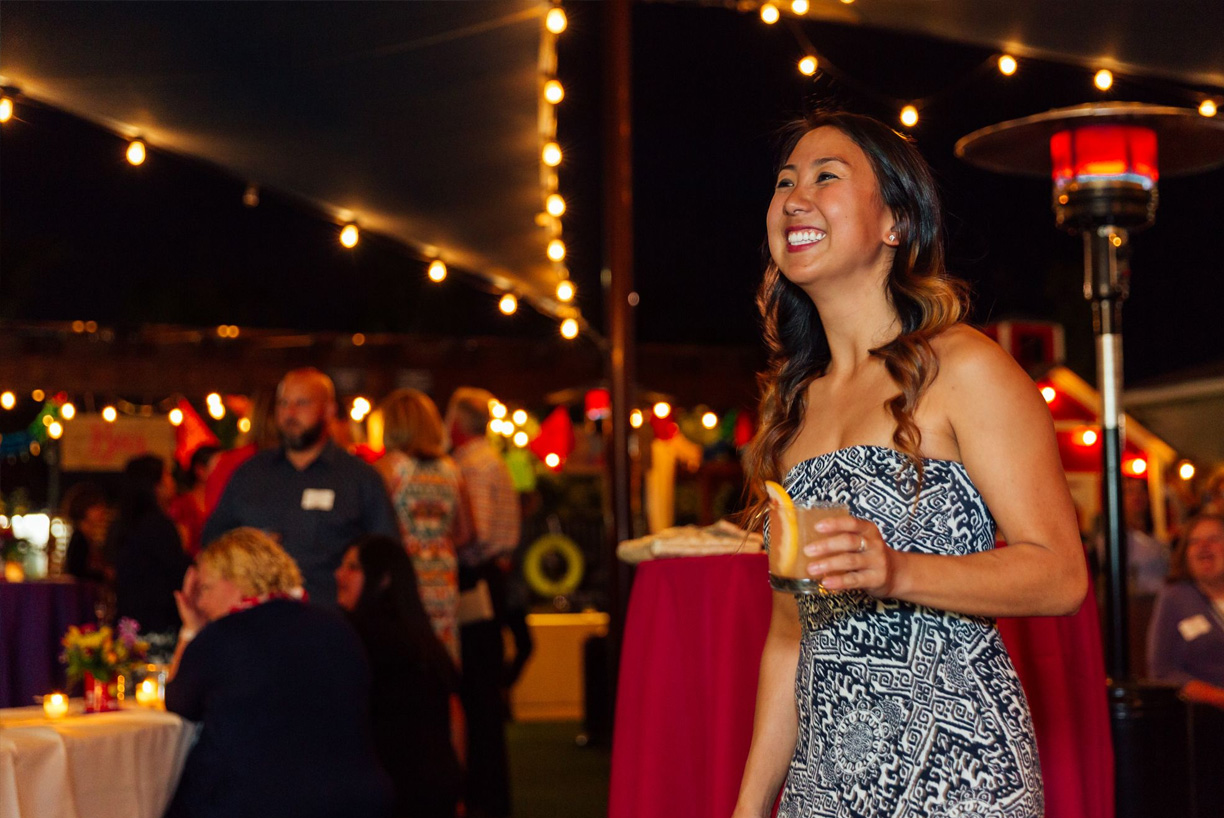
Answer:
[
  {"left": 135, "top": 678, "right": 160, "bottom": 707},
  {"left": 43, "top": 692, "right": 69, "bottom": 718}
]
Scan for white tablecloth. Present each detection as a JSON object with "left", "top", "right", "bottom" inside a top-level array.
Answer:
[{"left": 0, "top": 703, "right": 196, "bottom": 818}]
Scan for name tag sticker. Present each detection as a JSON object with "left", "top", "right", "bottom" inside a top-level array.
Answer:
[
  {"left": 1178, "top": 614, "right": 1212, "bottom": 642},
  {"left": 301, "top": 488, "right": 336, "bottom": 511}
]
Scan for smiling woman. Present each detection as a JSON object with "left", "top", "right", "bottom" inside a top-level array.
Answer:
[{"left": 733, "top": 111, "right": 1087, "bottom": 818}]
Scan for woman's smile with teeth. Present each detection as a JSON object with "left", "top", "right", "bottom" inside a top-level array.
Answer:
[{"left": 787, "top": 228, "right": 825, "bottom": 247}]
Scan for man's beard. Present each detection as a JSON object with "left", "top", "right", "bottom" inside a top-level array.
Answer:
[{"left": 280, "top": 419, "right": 327, "bottom": 452}]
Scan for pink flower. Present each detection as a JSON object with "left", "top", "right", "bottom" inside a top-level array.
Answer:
[{"left": 117, "top": 617, "right": 140, "bottom": 647}]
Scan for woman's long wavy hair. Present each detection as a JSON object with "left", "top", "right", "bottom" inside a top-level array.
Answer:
[{"left": 742, "top": 111, "right": 968, "bottom": 528}]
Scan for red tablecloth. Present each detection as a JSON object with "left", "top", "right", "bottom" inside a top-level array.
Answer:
[{"left": 610, "top": 553, "right": 1114, "bottom": 818}]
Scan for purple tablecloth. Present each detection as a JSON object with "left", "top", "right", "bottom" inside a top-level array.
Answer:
[{"left": 0, "top": 580, "right": 99, "bottom": 707}]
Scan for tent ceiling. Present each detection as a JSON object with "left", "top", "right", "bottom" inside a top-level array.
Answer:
[{"left": 0, "top": 1, "right": 563, "bottom": 304}]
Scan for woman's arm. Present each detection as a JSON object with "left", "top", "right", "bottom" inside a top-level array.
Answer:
[
  {"left": 732, "top": 592, "right": 801, "bottom": 818},
  {"left": 810, "top": 328, "right": 1087, "bottom": 617}
]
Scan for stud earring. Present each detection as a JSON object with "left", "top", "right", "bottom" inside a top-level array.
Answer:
[{"left": 887, "top": 233, "right": 897, "bottom": 243}]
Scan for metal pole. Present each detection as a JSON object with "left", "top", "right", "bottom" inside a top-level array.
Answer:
[
  {"left": 1084, "top": 226, "right": 1130, "bottom": 682},
  {"left": 603, "top": 0, "right": 635, "bottom": 652}
]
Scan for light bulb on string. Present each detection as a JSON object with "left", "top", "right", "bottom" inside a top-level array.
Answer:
[
  {"left": 759, "top": 3, "right": 780, "bottom": 24},
  {"left": 546, "top": 194, "right": 566, "bottom": 217},
  {"left": 340, "top": 224, "right": 359, "bottom": 248},
  {"left": 556, "top": 280, "right": 575, "bottom": 302},
  {"left": 1040, "top": 386, "right": 1056, "bottom": 403},
  {"left": 102, "top": 406, "right": 118, "bottom": 423},
  {"left": 513, "top": 431, "right": 529, "bottom": 447},
  {"left": 238, "top": 417, "right": 251, "bottom": 433},
  {"left": 798, "top": 56, "right": 818, "bottom": 77},
  {"left": 0, "top": 392, "right": 15, "bottom": 410},
  {"left": 207, "top": 392, "right": 222, "bottom": 407},
  {"left": 0, "top": 97, "right": 12, "bottom": 123},
  {"left": 545, "top": 7, "right": 567, "bottom": 34},
  {"left": 899, "top": 106, "right": 919, "bottom": 128},
  {"left": 491, "top": 402, "right": 507, "bottom": 420},
  {"left": 126, "top": 139, "right": 146, "bottom": 166},
  {"left": 48, "top": 422, "right": 63, "bottom": 440},
  {"left": 547, "top": 239, "right": 566, "bottom": 262},
  {"left": 1179, "top": 461, "right": 1196, "bottom": 480},
  {"left": 1200, "top": 99, "right": 1218, "bottom": 118},
  {"left": 544, "top": 80, "right": 565, "bottom": 104},
  {"left": 169, "top": 408, "right": 184, "bottom": 426},
  {"left": 208, "top": 402, "right": 225, "bottom": 421},
  {"left": 61, "top": 402, "right": 76, "bottom": 420},
  {"left": 629, "top": 409, "right": 643, "bottom": 429},
  {"left": 499, "top": 293, "right": 518, "bottom": 315},
  {"left": 542, "top": 142, "right": 563, "bottom": 167},
  {"left": 32, "top": 389, "right": 45, "bottom": 402},
  {"left": 791, "top": 0, "right": 809, "bottom": 14},
  {"left": 1094, "top": 69, "right": 1113, "bottom": 91},
  {"left": 701, "top": 412, "right": 718, "bottom": 430},
  {"left": 544, "top": 453, "right": 561, "bottom": 469},
  {"left": 428, "top": 260, "right": 447, "bottom": 282},
  {"left": 653, "top": 401, "right": 672, "bottom": 419},
  {"left": 998, "top": 54, "right": 1017, "bottom": 76},
  {"left": 512, "top": 409, "right": 528, "bottom": 426},
  {"left": 560, "top": 318, "right": 579, "bottom": 339}
]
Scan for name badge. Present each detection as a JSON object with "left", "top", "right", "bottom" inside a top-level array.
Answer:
[
  {"left": 301, "top": 488, "right": 336, "bottom": 511},
  {"left": 1178, "top": 614, "right": 1212, "bottom": 642}
]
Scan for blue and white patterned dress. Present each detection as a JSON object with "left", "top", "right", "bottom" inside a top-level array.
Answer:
[{"left": 776, "top": 445, "right": 1042, "bottom": 818}]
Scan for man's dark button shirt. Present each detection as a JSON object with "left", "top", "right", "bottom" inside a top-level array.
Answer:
[{"left": 202, "top": 441, "right": 398, "bottom": 606}]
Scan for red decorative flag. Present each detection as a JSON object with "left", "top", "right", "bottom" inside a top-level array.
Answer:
[
  {"left": 733, "top": 411, "right": 755, "bottom": 448},
  {"left": 174, "top": 398, "right": 221, "bottom": 471},
  {"left": 528, "top": 406, "right": 575, "bottom": 463}
]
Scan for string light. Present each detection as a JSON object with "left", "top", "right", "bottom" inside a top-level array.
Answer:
[
  {"left": 0, "top": 392, "right": 14, "bottom": 410},
  {"left": 546, "top": 193, "right": 566, "bottom": 217},
  {"left": 629, "top": 409, "right": 643, "bottom": 428},
  {"left": 544, "top": 453, "right": 561, "bottom": 468},
  {"left": 428, "top": 260, "right": 447, "bottom": 282},
  {"left": 0, "top": 96, "right": 12, "bottom": 123},
  {"left": 498, "top": 420, "right": 514, "bottom": 437},
  {"left": 1179, "top": 461, "right": 1196, "bottom": 480},
  {"left": 48, "top": 421, "right": 63, "bottom": 440},
  {"left": 545, "top": 7, "right": 567, "bottom": 34},
  {"left": 126, "top": 139, "right": 146, "bottom": 166},
  {"left": 701, "top": 412, "right": 718, "bottom": 429},
  {"left": 544, "top": 80, "right": 565, "bottom": 105},
  {"left": 491, "top": 402, "right": 508, "bottom": 419},
  {"left": 1040, "top": 386, "right": 1056, "bottom": 403},
  {"left": 560, "top": 318, "right": 579, "bottom": 339},
  {"left": 1076, "top": 428, "right": 1098, "bottom": 446},
  {"left": 353, "top": 397, "right": 371, "bottom": 416},
  {"left": 1094, "top": 69, "right": 1113, "bottom": 91},
  {"left": 556, "top": 280, "right": 575, "bottom": 302},
  {"left": 61, "top": 402, "right": 76, "bottom": 420},
  {"left": 513, "top": 430, "right": 529, "bottom": 447},
  {"left": 1125, "top": 457, "right": 1148, "bottom": 476},
  {"left": 208, "top": 402, "right": 225, "bottom": 421},
  {"left": 547, "top": 239, "right": 566, "bottom": 262},
  {"left": 653, "top": 401, "right": 672, "bottom": 419},
  {"left": 169, "top": 408, "right": 184, "bottom": 426},
  {"left": 243, "top": 184, "right": 260, "bottom": 207},
  {"left": 499, "top": 293, "right": 518, "bottom": 315},
  {"left": 102, "top": 406, "right": 117, "bottom": 423},
  {"left": 899, "top": 106, "right": 919, "bottom": 128},
  {"left": 72, "top": 321, "right": 85, "bottom": 333},
  {"left": 238, "top": 417, "right": 252, "bottom": 433},
  {"left": 798, "top": 56, "right": 818, "bottom": 77},
  {"left": 207, "top": 392, "right": 222, "bottom": 407},
  {"left": 85, "top": 321, "right": 97, "bottom": 333},
  {"left": 542, "top": 142, "right": 563, "bottom": 167},
  {"left": 31, "top": 389, "right": 45, "bottom": 402},
  {"left": 512, "top": 409, "right": 528, "bottom": 426},
  {"left": 759, "top": 3, "right": 780, "bottom": 24},
  {"left": 339, "top": 224, "right": 359, "bottom": 248},
  {"left": 351, "top": 333, "right": 366, "bottom": 346},
  {"left": 1200, "top": 99, "right": 1218, "bottom": 118},
  {"left": 998, "top": 55, "right": 1017, "bottom": 76},
  {"left": 791, "top": 0, "right": 809, "bottom": 14}
]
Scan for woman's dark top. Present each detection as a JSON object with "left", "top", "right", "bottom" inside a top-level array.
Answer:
[
  {"left": 351, "top": 599, "right": 462, "bottom": 818},
  {"left": 64, "top": 530, "right": 107, "bottom": 583},
  {"left": 165, "top": 599, "right": 392, "bottom": 818},
  {"left": 113, "top": 511, "right": 190, "bottom": 633}
]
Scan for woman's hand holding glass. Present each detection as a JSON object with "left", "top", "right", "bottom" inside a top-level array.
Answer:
[{"left": 803, "top": 516, "right": 901, "bottom": 597}]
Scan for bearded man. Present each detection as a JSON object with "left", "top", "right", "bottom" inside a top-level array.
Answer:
[{"left": 202, "top": 368, "right": 397, "bottom": 605}]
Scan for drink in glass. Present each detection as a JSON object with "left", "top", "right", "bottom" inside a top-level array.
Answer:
[{"left": 768, "top": 496, "right": 850, "bottom": 594}]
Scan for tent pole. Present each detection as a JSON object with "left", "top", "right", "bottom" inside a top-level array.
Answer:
[{"left": 604, "top": 0, "right": 635, "bottom": 663}]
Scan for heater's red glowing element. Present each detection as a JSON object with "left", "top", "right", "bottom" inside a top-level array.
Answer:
[{"left": 1050, "top": 125, "right": 1158, "bottom": 188}]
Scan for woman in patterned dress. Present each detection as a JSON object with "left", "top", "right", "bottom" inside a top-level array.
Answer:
[
  {"left": 732, "top": 112, "right": 1088, "bottom": 818},
  {"left": 375, "top": 388, "right": 472, "bottom": 665}
]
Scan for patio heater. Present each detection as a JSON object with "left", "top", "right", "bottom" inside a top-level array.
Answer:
[{"left": 957, "top": 102, "right": 1224, "bottom": 817}]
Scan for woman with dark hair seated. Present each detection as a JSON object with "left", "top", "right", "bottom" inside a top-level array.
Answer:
[
  {"left": 166, "top": 528, "right": 391, "bottom": 818},
  {"left": 337, "top": 535, "right": 463, "bottom": 818}
]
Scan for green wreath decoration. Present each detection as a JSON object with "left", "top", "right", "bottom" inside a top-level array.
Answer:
[{"left": 522, "top": 532, "right": 585, "bottom": 598}]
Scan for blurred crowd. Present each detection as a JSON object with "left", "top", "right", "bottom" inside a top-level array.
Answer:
[{"left": 60, "top": 367, "right": 533, "bottom": 818}]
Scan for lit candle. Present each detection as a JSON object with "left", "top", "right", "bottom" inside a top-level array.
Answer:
[
  {"left": 43, "top": 692, "right": 69, "bottom": 718},
  {"left": 135, "top": 678, "right": 160, "bottom": 707}
]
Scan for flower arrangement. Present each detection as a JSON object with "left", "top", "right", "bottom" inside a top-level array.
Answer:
[{"left": 61, "top": 618, "right": 148, "bottom": 685}]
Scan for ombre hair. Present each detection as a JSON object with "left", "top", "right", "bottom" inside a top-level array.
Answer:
[
  {"left": 197, "top": 527, "right": 303, "bottom": 597},
  {"left": 743, "top": 111, "right": 968, "bottom": 524},
  {"left": 378, "top": 388, "right": 447, "bottom": 460}
]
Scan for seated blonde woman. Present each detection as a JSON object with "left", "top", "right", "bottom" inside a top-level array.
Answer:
[{"left": 165, "top": 528, "right": 391, "bottom": 818}]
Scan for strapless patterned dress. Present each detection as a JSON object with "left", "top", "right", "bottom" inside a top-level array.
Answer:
[{"left": 775, "top": 445, "right": 1042, "bottom": 818}]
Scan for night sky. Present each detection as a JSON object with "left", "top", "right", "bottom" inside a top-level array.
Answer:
[{"left": 3, "top": 3, "right": 1223, "bottom": 386}]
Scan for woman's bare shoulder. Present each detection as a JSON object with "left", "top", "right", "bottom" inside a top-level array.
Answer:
[{"left": 930, "top": 324, "right": 1023, "bottom": 385}]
